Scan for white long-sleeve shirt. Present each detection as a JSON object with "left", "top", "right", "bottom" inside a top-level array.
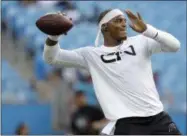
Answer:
[{"left": 43, "top": 24, "right": 180, "bottom": 121}]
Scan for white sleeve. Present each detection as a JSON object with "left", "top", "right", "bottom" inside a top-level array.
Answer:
[
  {"left": 142, "top": 24, "right": 181, "bottom": 56},
  {"left": 43, "top": 43, "right": 88, "bottom": 68}
]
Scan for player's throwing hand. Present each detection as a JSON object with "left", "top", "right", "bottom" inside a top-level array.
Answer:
[{"left": 125, "top": 9, "right": 147, "bottom": 33}]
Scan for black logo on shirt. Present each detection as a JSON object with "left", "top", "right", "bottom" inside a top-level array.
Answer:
[{"left": 101, "top": 45, "right": 136, "bottom": 63}]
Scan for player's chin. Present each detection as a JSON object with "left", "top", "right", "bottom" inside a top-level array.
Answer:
[{"left": 120, "top": 35, "right": 127, "bottom": 40}]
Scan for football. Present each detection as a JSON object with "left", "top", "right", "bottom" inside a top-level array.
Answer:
[{"left": 36, "top": 13, "right": 73, "bottom": 35}]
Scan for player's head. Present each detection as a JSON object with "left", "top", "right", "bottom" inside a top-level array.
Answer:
[
  {"left": 98, "top": 9, "right": 127, "bottom": 44},
  {"left": 15, "top": 123, "right": 29, "bottom": 135},
  {"left": 74, "top": 91, "right": 86, "bottom": 108}
]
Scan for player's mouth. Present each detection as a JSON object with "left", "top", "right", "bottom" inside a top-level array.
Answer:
[{"left": 120, "top": 29, "right": 126, "bottom": 35}]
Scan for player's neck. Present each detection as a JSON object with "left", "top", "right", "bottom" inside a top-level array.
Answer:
[{"left": 104, "top": 36, "right": 124, "bottom": 47}]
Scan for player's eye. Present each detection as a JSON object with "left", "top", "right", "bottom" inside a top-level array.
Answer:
[
  {"left": 114, "top": 19, "right": 121, "bottom": 23},
  {"left": 114, "top": 18, "right": 125, "bottom": 23}
]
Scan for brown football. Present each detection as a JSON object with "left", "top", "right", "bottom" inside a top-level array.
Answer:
[{"left": 36, "top": 13, "right": 73, "bottom": 35}]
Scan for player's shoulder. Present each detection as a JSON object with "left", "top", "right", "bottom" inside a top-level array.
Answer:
[
  {"left": 128, "top": 34, "right": 147, "bottom": 42},
  {"left": 127, "top": 34, "right": 149, "bottom": 54},
  {"left": 78, "top": 45, "right": 106, "bottom": 58},
  {"left": 79, "top": 45, "right": 95, "bottom": 51},
  {"left": 74, "top": 45, "right": 96, "bottom": 54},
  {"left": 75, "top": 45, "right": 94, "bottom": 50},
  {"left": 127, "top": 34, "right": 148, "bottom": 49}
]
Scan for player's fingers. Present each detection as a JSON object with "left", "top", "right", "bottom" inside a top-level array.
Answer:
[
  {"left": 57, "top": 11, "right": 66, "bottom": 16},
  {"left": 125, "top": 10, "right": 139, "bottom": 26},
  {"left": 129, "top": 23, "right": 136, "bottom": 31},
  {"left": 45, "top": 12, "right": 56, "bottom": 15},
  {"left": 57, "top": 11, "right": 62, "bottom": 15},
  {"left": 62, "top": 12, "right": 67, "bottom": 16},
  {"left": 137, "top": 12, "right": 143, "bottom": 20},
  {"left": 125, "top": 10, "right": 137, "bottom": 20}
]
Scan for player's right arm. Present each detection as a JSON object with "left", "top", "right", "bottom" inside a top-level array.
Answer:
[{"left": 43, "top": 36, "right": 87, "bottom": 68}]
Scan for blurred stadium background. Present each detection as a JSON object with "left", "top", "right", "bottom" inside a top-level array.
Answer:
[{"left": 1, "top": 0, "right": 186, "bottom": 135}]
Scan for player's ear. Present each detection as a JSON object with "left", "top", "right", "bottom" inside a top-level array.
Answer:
[{"left": 101, "top": 23, "right": 108, "bottom": 33}]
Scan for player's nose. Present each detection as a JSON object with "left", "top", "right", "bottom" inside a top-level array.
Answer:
[
  {"left": 121, "top": 19, "right": 126, "bottom": 28},
  {"left": 121, "top": 22, "right": 126, "bottom": 30}
]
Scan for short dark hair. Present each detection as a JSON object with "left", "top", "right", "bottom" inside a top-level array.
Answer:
[
  {"left": 15, "top": 123, "right": 27, "bottom": 135},
  {"left": 53, "top": 68, "right": 62, "bottom": 78},
  {"left": 75, "top": 90, "right": 85, "bottom": 97},
  {"left": 98, "top": 9, "right": 112, "bottom": 24}
]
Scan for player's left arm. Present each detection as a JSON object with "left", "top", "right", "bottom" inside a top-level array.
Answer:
[
  {"left": 142, "top": 24, "right": 180, "bottom": 54},
  {"left": 125, "top": 10, "right": 180, "bottom": 55}
]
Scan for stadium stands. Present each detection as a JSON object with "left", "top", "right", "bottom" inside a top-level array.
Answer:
[
  {"left": 2, "top": 1, "right": 186, "bottom": 105},
  {"left": 2, "top": 60, "right": 38, "bottom": 103}
]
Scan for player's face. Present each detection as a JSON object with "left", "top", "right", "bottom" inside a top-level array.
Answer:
[
  {"left": 107, "top": 15, "right": 127, "bottom": 41},
  {"left": 75, "top": 95, "right": 86, "bottom": 107},
  {"left": 20, "top": 125, "right": 29, "bottom": 135}
]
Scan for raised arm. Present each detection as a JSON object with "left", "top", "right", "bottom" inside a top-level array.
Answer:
[
  {"left": 125, "top": 10, "right": 180, "bottom": 56},
  {"left": 43, "top": 36, "right": 88, "bottom": 68},
  {"left": 142, "top": 24, "right": 180, "bottom": 55}
]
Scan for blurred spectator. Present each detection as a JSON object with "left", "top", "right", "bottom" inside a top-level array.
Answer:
[
  {"left": 29, "top": 77, "right": 37, "bottom": 90},
  {"left": 77, "top": 69, "right": 92, "bottom": 83},
  {"left": 71, "top": 91, "right": 105, "bottom": 135},
  {"left": 56, "top": 1, "right": 81, "bottom": 24},
  {"left": 36, "top": 1, "right": 59, "bottom": 8},
  {"left": 74, "top": 69, "right": 97, "bottom": 105},
  {"left": 48, "top": 68, "right": 73, "bottom": 132},
  {"left": 34, "top": 48, "right": 53, "bottom": 81},
  {"left": 37, "top": 1, "right": 81, "bottom": 24},
  {"left": 64, "top": 7, "right": 81, "bottom": 24},
  {"left": 56, "top": 0, "right": 76, "bottom": 10},
  {"left": 29, "top": 72, "right": 54, "bottom": 102},
  {"left": 2, "top": 21, "right": 7, "bottom": 32},
  {"left": 15, "top": 123, "right": 29, "bottom": 135},
  {"left": 88, "top": 4, "right": 100, "bottom": 23},
  {"left": 62, "top": 68, "right": 78, "bottom": 87},
  {"left": 19, "top": 0, "right": 37, "bottom": 7}
]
